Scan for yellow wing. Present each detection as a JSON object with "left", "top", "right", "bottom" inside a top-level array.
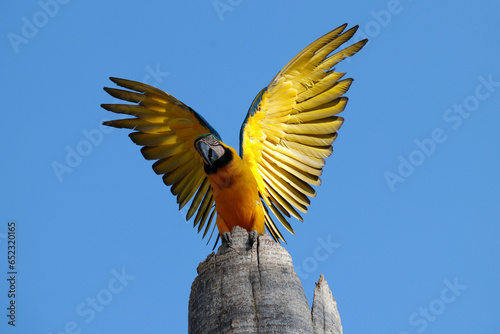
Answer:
[
  {"left": 102, "top": 78, "right": 220, "bottom": 239},
  {"left": 240, "top": 24, "right": 368, "bottom": 242}
]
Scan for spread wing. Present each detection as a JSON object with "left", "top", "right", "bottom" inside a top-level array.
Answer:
[
  {"left": 102, "top": 78, "right": 220, "bottom": 240},
  {"left": 239, "top": 24, "right": 368, "bottom": 242}
]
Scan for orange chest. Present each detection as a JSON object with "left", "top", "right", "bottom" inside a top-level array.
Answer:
[{"left": 207, "top": 162, "right": 261, "bottom": 226}]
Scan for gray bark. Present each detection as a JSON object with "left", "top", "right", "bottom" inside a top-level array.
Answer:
[{"left": 189, "top": 226, "right": 343, "bottom": 334}]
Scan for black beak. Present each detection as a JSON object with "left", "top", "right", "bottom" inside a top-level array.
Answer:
[{"left": 196, "top": 141, "right": 214, "bottom": 167}]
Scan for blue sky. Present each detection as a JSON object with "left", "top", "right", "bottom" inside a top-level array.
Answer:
[{"left": 2, "top": 1, "right": 499, "bottom": 333}]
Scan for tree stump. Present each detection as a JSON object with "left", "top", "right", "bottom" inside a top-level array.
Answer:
[{"left": 188, "top": 226, "right": 343, "bottom": 334}]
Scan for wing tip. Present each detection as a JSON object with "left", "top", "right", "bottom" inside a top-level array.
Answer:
[
  {"left": 358, "top": 38, "right": 369, "bottom": 46},
  {"left": 109, "top": 76, "right": 123, "bottom": 84},
  {"left": 100, "top": 103, "right": 112, "bottom": 111},
  {"left": 102, "top": 120, "right": 114, "bottom": 127}
]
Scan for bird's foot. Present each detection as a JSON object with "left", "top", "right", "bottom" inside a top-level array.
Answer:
[
  {"left": 248, "top": 230, "right": 259, "bottom": 248},
  {"left": 222, "top": 232, "right": 232, "bottom": 247}
]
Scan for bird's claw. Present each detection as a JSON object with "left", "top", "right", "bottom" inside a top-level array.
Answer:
[
  {"left": 248, "top": 230, "right": 259, "bottom": 247},
  {"left": 222, "top": 232, "right": 232, "bottom": 247}
]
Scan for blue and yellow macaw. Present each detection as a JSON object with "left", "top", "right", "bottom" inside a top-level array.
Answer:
[{"left": 101, "top": 24, "right": 367, "bottom": 244}]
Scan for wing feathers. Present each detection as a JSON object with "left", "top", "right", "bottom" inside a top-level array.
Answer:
[
  {"left": 176, "top": 171, "right": 205, "bottom": 209},
  {"left": 110, "top": 77, "right": 168, "bottom": 99},
  {"left": 129, "top": 132, "right": 178, "bottom": 146},
  {"left": 283, "top": 132, "right": 338, "bottom": 147},
  {"left": 276, "top": 24, "right": 348, "bottom": 81},
  {"left": 286, "top": 116, "right": 344, "bottom": 135},
  {"left": 312, "top": 40, "right": 368, "bottom": 79},
  {"left": 296, "top": 72, "right": 346, "bottom": 101},
  {"left": 187, "top": 179, "right": 211, "bottom": 220},
  {"left": 265, "top": 185, "right": 304, "bottom": 221},
  {"left": 103, "top": 119, "right": 165, "bottom": 132},
  {"left": 260, "top": 157, "right": 316, "bottom": 197},
  {"left": 295, "top": 79, "right": 352, "bottom": 112},
  {"left": 290, "top": 98, "right": 347, "bottom": 123},
  {"left": 263, "top": 204, "right": 287, "bottom": 242},
  {"left": 141, "top": 144, "right": 185, "bottom": 160},
  {"left": 101, "top": 104, "right": 161, "bottom": 120},
  {"left": 307, "top": 26, "right": 360, "bottom": 72},
  {"left": 258, "top": 165, "right": 310, "bottom": 210},
  {"left": 282, "top": 140, "right": 333, "bottom": 159},
  {"left": 262, "top": 145, "right": 323, "bottom": 175},
  {"left": 152, "top": 152, "right": 192, "bottom": 175},
  {"left": 102, "top": 78, "right": 218, "bottom": 239},
  {"left": 170, "top": 163, "right": 202, "bottom": 196},
  {"left": 262, "top": 149, "right": 321, "bottom": 186},
  {"left": 268, "top": 202, "right": 295, "bottom": 234},
  {"left": 240, "top": 24, "right": 367, "bottom": 241}
]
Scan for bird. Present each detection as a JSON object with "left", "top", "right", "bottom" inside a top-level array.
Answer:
[{"left": 101, "top": 24, "right": 367, "bottom": 245}]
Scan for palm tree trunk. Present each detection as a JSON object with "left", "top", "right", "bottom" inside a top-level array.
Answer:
[{"left": 189, "top": 226, "right": 343, "bottom": 334}]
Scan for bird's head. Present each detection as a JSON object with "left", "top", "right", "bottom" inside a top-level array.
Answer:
[{"left": 194, "top": 134, "right": 232, "bottom": 174}]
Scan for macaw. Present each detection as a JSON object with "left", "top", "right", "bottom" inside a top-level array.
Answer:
[{"left": 101, "top": 24, "right": 367, "bottom": 244}]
